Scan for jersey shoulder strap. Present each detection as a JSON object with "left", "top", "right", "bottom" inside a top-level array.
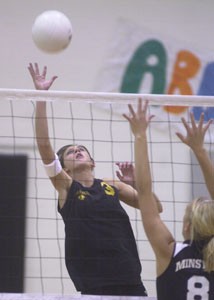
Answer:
[{"left": 173, "top": 242, "right": 189, "bottom": 257}]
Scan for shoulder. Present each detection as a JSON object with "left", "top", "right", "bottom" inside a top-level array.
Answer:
[
  {"left": 102, "top": 177, "right": 125, "bottom": 189},
  {"left": 100, "top": 177, "right": 117, "bottom": 187},
  {"left": 102, "top": 177, "right": 115, "bottom": 184},
  {"left": 102, "top": 177, "right": 126, "bottom": 193}
]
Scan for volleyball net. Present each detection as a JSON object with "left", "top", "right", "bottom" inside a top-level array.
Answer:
[
  {"left": 0, "top": 294, "right": 156, "bottom": 300},
  {"left": 0, "top": 89, "right": 214, "bottom": 298}
]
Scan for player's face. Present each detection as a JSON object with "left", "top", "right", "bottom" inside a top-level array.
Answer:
[{"left": 63, "top": 145, "right": 94, "bottom": 171}]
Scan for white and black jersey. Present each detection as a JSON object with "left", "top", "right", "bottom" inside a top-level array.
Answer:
[{"left": 157, "top": 241, "right": 214, "bottom": 300}]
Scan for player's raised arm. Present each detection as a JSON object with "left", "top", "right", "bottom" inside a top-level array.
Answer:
[
  {"left": 123, "top": 99, "right": 174, "bottom": 272},
  {"left": 176, "top": 112, "right": 214, "bottom": 199},
  {"left": 28, "top": 63, "right": 71, "bottom": 194},
  {"left": 28, "top": 62, "right": 57, "bottom": 164}
]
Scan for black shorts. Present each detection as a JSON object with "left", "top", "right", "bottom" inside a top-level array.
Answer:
[{"left": 81, "top": 283, "right": 148, "bottom": 296}]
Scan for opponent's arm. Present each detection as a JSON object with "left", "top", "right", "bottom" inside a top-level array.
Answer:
[
  {"left": 176, "top": 112, "right": 214, "bottom": 198},
  {"left": 124, "top": 99, "right": 174, "bottom": 274}
]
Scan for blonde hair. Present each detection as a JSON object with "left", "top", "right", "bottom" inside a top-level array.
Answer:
[{"left": 189, "top": 197, "right": 214, "bottom": 273}]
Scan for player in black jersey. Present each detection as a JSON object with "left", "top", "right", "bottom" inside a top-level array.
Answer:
[
  {"left": 28, "top": 63, "right": 163, "bottom": 296},
  {"left": 124, "top": 98, "right": 214, "bottom": 300}
]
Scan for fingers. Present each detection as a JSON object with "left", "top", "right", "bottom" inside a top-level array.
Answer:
[
  {"left": 137, "top": 98, "right": 149, "bottom": 115},
  {"left": 115, "top": 162, "right": 122, "bottom": 168},
  {"left": 27, "top": 62, "right": 39, "bottom": 77},
  {"left": 115, "top": 162, "right": 134, "bottom": 182},
  {"left": 116, "top": 162, "right": 133, "bottom": 170},
  {"left": 50, "top": 75, "right": 58, "bottom": 85},
  {"left": 148, "top": 114, "right": 155, "bottom": 122},
  {"left": 28, "top": 62, "right": 47, "bottom": 78},
  {"left": 180, "top": 117, "right": 190, "bottom": 132},
  {"left": 203, "top": 118, "right": 213, "bottom": 133},
  {"left": 27, "top": 63, "right": 35, "bottom": 78},
  {"left": 122, "top": 113, "right": 131, "bottom": 123},
  {"left": 183, "top": 112, "right": 212, "bottom": 133},
  {"left": 197, "top": 112, "right": 204, "bottom": 130},
  {"left": 127, "top": 98, "right": 145, "bottom": 118},
  {"left": 34, "top": 62, "right": 40, "bottom": 75},
  {"left": 128, "top": 103, "right": 136, "bottom": 119},
  {"left": 142, "top": 99, "right": 155, "bottom": 122},
  {"left": 179, "top": 112, "right": 212, "bottom": 148},
  {"left": 198, "top": 112, "right": 213, "bottom": 134},
  {"left": 42, "top": 66, "right": 47, "bottom": 77},
  {"left": 190, "top": 111, "right": 198, "bottom": 131},
  {"left": 141, "top": 98, "right": 148, "bottom": 114},
  {"left": 116, "top": 170, "right": 123, "bottom": 181},
  {"left": 175, "top": 132, "right": 185, "bottom": 143},
  {"left": 124, "top": 99, "right": 154, "bottom": 120},
  {"left": 138, "top": 98, "right": 143, "bottom": 113}
]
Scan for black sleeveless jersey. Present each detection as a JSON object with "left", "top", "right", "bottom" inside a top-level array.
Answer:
[
  {"left": 58, "top": 178, "right": 142, "bottom": 291},
  {"left": 157, "top": 241, "right": 214, "bottom": 300}
]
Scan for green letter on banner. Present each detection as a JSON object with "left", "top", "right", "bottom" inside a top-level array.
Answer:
[{"left": 120, "top": 40, "right": 167, "bottom": 94}]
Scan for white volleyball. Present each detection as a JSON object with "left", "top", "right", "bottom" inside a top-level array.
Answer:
[{"left": 32, "top": 10, "right": 72, "bottom": 53}]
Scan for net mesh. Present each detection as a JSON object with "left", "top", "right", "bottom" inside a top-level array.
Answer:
[{"left": 0, "top": 89, "right": 213, "bottom": 297}]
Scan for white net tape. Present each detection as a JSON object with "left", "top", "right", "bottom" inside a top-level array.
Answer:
[{"left": 1, "top": 88, "right": 214, "bottom": 106}]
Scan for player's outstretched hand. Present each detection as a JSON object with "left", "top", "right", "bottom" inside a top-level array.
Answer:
[
  {"left": 123, "top": 98, "right": 154, "bottom": 137},
  {"left": 176, "top": 112, "right": 213, "bottom": 151},
  {"left": 28, "top": 62, "right": 57, "bottom": 91},
  {"left": 116, "top": 162, "right": 135, "bottom": 187}
]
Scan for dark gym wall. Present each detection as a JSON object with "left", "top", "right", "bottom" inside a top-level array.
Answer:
[{"left": 0, "top": 154, "right": 27, "bottom": 292}]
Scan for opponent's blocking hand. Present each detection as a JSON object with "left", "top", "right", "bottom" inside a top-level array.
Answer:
[{"left": 176, "top": 112, "right": 212, "bottom": 151}]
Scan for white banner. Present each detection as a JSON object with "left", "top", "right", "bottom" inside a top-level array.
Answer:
[{"left": 95, "top": 19, "right": 214, "bottom": 137}]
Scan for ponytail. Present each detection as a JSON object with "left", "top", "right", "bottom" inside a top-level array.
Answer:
[
  {"left": 202, "top": 237, "right": 214, "bottom": 273},
  {"left": 190, "top": 197, "right": 214, "bottom": 273}
]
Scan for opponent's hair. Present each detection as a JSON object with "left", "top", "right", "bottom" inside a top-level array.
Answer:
[
  {"left": 57, "top": 144, "right": 94, "bottom": 168},
  {"left": 189, "top": 197, "right": 214, "bottom": 273}
]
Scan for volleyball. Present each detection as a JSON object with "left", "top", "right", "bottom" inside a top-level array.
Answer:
[{"left": 32, "top": 10, "right": 72, "bottom": 53}]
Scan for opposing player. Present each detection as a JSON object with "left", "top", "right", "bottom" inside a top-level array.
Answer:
[
  {"left": 124, "top": 98, "right": 214, "bottom": 300},
  {"left": 28, "top": 63, "right": 162, "bottom": 296}
]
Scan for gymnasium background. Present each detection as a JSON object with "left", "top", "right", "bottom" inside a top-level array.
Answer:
[{"left": 0, "top": 0, "right": 214, "bottom": 297}]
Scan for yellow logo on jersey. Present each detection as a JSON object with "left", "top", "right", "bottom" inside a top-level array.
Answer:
[
  {"left": 75, "top": 190, "right": 90, "bottom": 201},
  {"left": 101, "top": 181, "right": 115, "bottom": 196}
]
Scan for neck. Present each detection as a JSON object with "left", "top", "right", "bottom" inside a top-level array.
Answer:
[{"left": 70, "top": 168, "right": 94, "bottom": 187}]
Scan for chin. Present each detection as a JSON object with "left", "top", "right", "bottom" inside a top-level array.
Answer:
[{"left": 75, "top": 160, "right": 90, "bottom": 168}]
